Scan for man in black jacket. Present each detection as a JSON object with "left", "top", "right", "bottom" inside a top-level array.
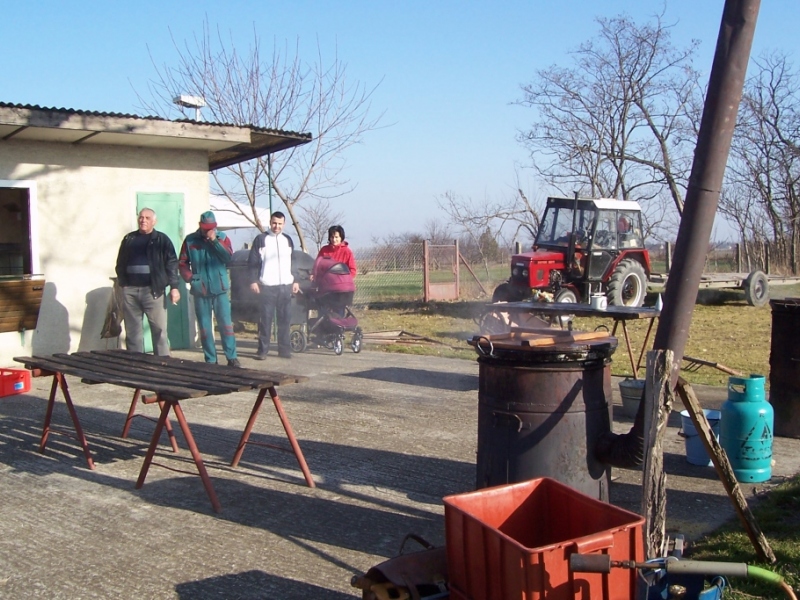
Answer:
[{"left": 115, "top": 207, "right": 181, "bottom": 355}]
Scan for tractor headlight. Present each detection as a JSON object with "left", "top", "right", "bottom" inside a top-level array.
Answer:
[
  {"left": 512, "top": 266, "right": 520, "bottom": 277},
  {"left": 522, "top": 268, "right": 529, "bottom": 278}
]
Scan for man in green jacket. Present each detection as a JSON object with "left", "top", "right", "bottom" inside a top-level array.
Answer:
[{"left": 179, "top": 211, "right": 240, "bottom": 367}]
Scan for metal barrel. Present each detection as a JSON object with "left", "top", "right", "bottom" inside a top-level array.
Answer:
[
  {"left": 475, "top": 339, "right": 617, "bottom": 501},
  {"left": 768, "top": 299, "right": 800, "bottom": 438}
]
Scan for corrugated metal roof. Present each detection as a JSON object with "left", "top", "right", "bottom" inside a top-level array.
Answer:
[
  {"left": 0, "top": 101, "right": 312, "bottom": 170},
  {"left": 0, "top": 101, "right": 310, "bottom": 140}
]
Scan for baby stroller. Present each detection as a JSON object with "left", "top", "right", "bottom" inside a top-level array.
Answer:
[{"left": 290, "top": 260, "right": 363, "bottom": 355}]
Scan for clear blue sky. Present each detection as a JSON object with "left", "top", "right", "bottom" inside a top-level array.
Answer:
[{"left": 3, "top": 1, "right": 798, "bottom": 248}]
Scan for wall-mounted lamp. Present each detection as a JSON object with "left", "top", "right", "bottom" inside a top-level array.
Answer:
[{"left": 173, "top": 95, "right": 206, "bottom": 121}]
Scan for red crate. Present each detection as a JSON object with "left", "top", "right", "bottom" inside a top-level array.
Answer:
[
  {"left": 0, "top": 369, "right": 31, "bottom": 397},
  {"left": 443, "top": 477, "right": 644, "bottom": 600}
]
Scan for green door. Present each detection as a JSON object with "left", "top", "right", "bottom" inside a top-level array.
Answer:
[{"left": 136, "top": 193, "right": 191, "bottom": 350}]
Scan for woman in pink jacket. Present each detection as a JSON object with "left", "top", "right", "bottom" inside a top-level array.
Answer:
[{"left": 312, "top": 225, "right": 357, "bottom": 285}]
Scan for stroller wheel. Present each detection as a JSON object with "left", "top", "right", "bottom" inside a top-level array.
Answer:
[
  {"left": 290, "top": 330, "right": 307, "bottom": 353},
  {"left": 351, "top": 331, "right": 363, "bottom": 353},
  {"left": 333, "top": 336, "right": 344, "bottom": 356}
]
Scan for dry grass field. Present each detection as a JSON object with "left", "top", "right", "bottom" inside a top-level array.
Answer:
[{"left": 351, "top": 285, "right": 800, "bottom": 387}]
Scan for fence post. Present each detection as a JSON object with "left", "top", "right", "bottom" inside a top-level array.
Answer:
[
  {"left": 665, "top": 242, "right": 672, "bottom": 272},
  {"left": 454, "top": 239, "right": 460, "bottom": 300},
  {"left": 764, "top": 241, "right": 770, "bottom": 274},
  {"left": 423, "top": 240, "right": 430, "bottom": 302},
  {"left": 736, "top": 243, "right": 741, "bottom": 272}
]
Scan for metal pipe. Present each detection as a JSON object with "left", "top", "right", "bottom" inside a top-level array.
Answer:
[{"left": 597, "top": 0, "right": 761, "bottom": 467}]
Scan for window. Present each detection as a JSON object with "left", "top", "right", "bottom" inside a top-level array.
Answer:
[{"left": 0, "top": 186, "right": 32, "bottom": 276}]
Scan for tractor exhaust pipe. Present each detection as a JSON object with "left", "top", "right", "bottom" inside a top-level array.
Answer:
[{"left": 596, "top": 0, "right": 760, "bottom": 468}]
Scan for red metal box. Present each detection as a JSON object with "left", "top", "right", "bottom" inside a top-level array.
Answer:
[
  {"left": 443, "top": 477, "right": 644, "bottom": 600},
  {"left": 0, "top": 368, "right": 31, "bottom": 397}
]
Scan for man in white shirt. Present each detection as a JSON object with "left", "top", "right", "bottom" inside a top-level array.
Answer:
[{"left": 247, "top": 211, "right": 300, "bottom": 359}]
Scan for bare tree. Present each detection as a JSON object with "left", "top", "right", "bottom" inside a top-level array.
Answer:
[
  {"left": 298, "top": 199, "right": 346, "bottom": 252},
  {"left": 517, "top": 12, "right": 702, "bottom": 234},
  {"left": 138, "top": 21, "right": 383, "bottom": 251},
  {"left": 726, "top": 52, "right": 800, "bottom": 273},
  {"left": 423, "top": 218, "right": 453, "bottom": 245}
]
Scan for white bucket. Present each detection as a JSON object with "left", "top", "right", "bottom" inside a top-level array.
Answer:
[
  {"left": 680, "top": 409, "right": 721, "bottom": 466},
  {"left": 618, "top": 378, "right": 645, "bottom": 418},
  {"left": 590, "top": 295, "right": 608, "bottom": 311}
]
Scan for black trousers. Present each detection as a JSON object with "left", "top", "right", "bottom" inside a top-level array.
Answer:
[{"left": 257, "top": 284, "right": 292, "bottom": 355}]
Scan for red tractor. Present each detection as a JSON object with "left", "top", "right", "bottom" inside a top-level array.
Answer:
[{"left": 493, "top": 196, "right": 651, "bottom": 307}]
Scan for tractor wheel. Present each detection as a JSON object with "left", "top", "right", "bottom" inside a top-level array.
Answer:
[
  {"left": 744, "top": 270, "right": 769, "bottom": 307},
  {"left": 492, "top": 283, "right": 514, "bottom": 303},
  {"left": 607, "top": 259, "right": 647, "bottom": 307},
  {"left": 554, "top": 288, "right": 578, "bottom": 304},
  {"left": 547, "top": 288, "right": 578, "bottom": 326}
]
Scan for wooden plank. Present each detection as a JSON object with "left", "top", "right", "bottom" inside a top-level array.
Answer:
[
  {"left": 95, "top": 350, "right": 307, "bottom": 386},
  {"left": 675, "top": 378, "right": 776, "bottom": 564},
  {"left": 52, "top": 353, "right": 244, "bottom": 395},
  {"left": 640, "top": 349, "right": 674, "bottom": 559},
  {"left": 13, "top": 355, "right": 207, "bottom": 401}
]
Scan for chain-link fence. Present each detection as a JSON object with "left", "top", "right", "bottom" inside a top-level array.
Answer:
[
  {"left": 352, "top": 243, "right": 508, "bottom": 306},
  {"left": 353, "top": 244, "right": 424, "bottom": 305}
]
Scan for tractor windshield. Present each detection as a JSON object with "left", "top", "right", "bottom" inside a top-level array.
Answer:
[{"left": 536, "top": 205, "right": 597, "bottom": 247}]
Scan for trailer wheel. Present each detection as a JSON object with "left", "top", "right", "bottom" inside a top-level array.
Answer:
[
  {"left": 607, "top": 259, "right": 647, "bottom": 307},
  {"left": 744, "top": 270, "right": 769, "bottom": 307}
]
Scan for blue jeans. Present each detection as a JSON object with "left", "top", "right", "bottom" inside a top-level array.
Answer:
[
  {"left": 193, "top": 293, "right": 237, "bottom": 364},
  {"left": 257, "top": 284, "right": 292, "bottom": 355},
  {"left": 122, "top": 286, "right": 170, "bottom": 356}
]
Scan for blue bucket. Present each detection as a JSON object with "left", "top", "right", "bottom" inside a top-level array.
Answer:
[{"left": 680, "top": 409, "right": 721, "bottom": 466}]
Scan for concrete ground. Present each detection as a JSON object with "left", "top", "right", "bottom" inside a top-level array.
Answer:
[{"left": 0, "top": 339, "right": 798, "bottom": 599}]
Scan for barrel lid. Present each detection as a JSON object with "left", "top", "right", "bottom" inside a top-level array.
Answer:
[
  {"left": 770, "top": 297, "right": 800, "bottom": 311},
  {"left": 470, "top": 328, "right": 618, "bottom": 364}
]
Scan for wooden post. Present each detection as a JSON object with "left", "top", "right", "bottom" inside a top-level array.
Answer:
[
  {"left": 641, "top": 349, "right": 674, "bottom": 559},
  {"left": 675, "top": 378, "right": 776, "bottom": 564},
  {"left": 764, "top": 241, "right": 771, "bottom": 274},
  {"left": 736, "top": 243, "right": 742, "bottom": 272},
  {"left": 454, "top": 240, "right": 460, "bottom": 300},
  {"left": 422, "top": 240, "right": 430, "bottom": 302},
  {"left": 665, "top": 242, "right": 672, "bottom": 273}
]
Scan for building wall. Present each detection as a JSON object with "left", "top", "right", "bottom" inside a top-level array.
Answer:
[{"left": 0, "top": 139, "right": 210, "bottom": 365}]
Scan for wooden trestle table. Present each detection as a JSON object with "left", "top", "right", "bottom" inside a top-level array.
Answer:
[{"left": 14, "top": 349, "right": 313, "bottom": 513}]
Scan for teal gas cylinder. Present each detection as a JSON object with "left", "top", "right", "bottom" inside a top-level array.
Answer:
[{"left": 720, "top": 375, "right": 773, "bottom": 483}]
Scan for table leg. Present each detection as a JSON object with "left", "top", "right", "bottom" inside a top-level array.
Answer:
[
  {"left": 39, "top": 375, "right": 59, "bottom": 453},
  {"left": 57, "top": 374, "right": 95, "bottom": 470},
  {"left": 230, "top": 388, "right": 267, "bottom": 468},
  {"left": 169, "top": 402, "right": 222, "bottom": 513},
  {"left": 635, "top": 317, "right": 658, "bottom": 377},
  {"left": 136, "top": 399, "right": 170, "bottom": 490},
  {"left": 269, "top": 387, "right": 315, "bottom": 488},
  {"left": 620, "top": 320, "right": 638, "bottom": 378},
  {"left": 122, "top": 389, "right": 179, "bottom": 453},
  {"left": 136, "top": 399, "right": 222, "bottom": 513},
  {"left": 121, "top": 389, "right": 142, "bottom": 438}
]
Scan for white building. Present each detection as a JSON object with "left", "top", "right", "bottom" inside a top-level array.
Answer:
[{"left": 0, "top": 102, "right": 310, "bottom": 365}]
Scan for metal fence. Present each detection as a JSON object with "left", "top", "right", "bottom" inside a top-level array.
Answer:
[{"left": 352, "top": 243, "right": 507, "bottom": 305}]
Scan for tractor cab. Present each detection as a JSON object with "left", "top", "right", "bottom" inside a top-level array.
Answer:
[{"left": 495, "top": 197, "right": 651, "bottom": 307}]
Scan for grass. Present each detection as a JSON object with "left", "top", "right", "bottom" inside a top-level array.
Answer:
[{"left": 687, "top": 475, "right": 800, "bottom": 599}]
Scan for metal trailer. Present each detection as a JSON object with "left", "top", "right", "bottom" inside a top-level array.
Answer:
[{"left": 648, "top": 269, "right": 800, "bottom": 307}]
